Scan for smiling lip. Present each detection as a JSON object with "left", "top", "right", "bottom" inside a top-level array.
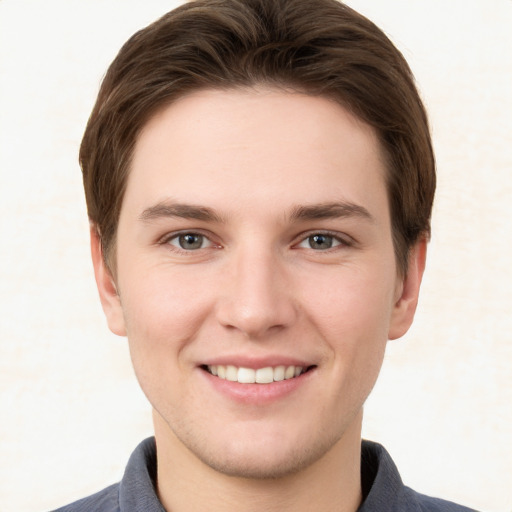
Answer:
[
  {"left": 205, "top": 364, "right": 307, "bottom": 383},
  {"left": 199, "top": 358, "right": 317, "bottom": 404}
]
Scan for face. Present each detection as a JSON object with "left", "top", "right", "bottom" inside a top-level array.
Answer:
[{"left": 93, "top": 88, "right": 424, "bottom": 479}]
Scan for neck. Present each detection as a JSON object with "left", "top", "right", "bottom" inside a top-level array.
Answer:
[{"left": 153, "top": 410, "right": 363, "bottom": 512}]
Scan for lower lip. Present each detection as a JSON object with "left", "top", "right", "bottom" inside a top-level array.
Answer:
[{"left": 200, "top": 367, "right": 315, "bottom": 404}]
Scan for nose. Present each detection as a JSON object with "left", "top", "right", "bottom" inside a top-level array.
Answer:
[{"left": 215, "top": 247, "right": 297, "bottom": 339}]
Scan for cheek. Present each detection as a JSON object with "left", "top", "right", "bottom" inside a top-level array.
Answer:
[
  {"left": 305, "top": 265, "right": 395, "bottom": 376},
  {"left": 118, "top": 269, "right": 213, "bottom": 412},
  {"left": 308, "top": 264, "right": 396, "bottom": 334},
  {"left": 119, "top": 267, "right": 214, "bottom": 356}
]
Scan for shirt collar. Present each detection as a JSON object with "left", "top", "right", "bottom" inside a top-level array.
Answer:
[
  {"left": 358, "top": 440, "right": 409, "bottom": 512},
  {"left": 118, "top": 437, "right": 406, "bottom": 512},
  {"left": 119, "top": 437, "right": 166, "bottom": 512}
]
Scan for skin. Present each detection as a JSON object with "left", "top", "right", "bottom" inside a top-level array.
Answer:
[{"left": 92, "top": 88, "right": 426, "bottom": 512}]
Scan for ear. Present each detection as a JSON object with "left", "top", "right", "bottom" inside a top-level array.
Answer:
[
  {"left": 388, "top": 238, "right": 427, "bottom": 340},
  {"left": 90, "top": 225, "right": 127, "bottom": 336}
]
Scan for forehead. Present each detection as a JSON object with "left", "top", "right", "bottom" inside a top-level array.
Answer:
[{"left": 124, "top": 88, "right": 388, "bottom": 221}]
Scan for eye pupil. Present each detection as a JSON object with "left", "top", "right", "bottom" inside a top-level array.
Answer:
[
  {"left": 309, "top": 234, "right": 333, "bottom": 250},
  {"left": 179, "top": 233, "right": 203, "bottom": 250}
]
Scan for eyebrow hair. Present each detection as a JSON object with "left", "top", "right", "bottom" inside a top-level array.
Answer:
[
  {"left": 139, "top": 200, "right": 373, "bottom": 225},
  {"left": 289, "top": 202, "right": 374, "bottom": 222},
  {"left": 139, "top": 201, "right": 224, "bottom": 223}
]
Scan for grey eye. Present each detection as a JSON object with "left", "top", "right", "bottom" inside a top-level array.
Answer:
[
  {"left": 308, "top": 234, "right": 334, "bottom": 250},
  {"left": 297, "top": 233, "right": 342, "bottom": 251},
  {"left": 172, "top": 233, "right": 206, "bottom": 250}
]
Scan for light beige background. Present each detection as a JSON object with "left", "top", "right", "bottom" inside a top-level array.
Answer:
[{"left": 0, "top": 1, "right": 511, "bottom": 511}]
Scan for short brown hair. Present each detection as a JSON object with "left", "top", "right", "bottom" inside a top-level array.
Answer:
[{"left": 80, "top": 0, "right": 435, "bottom": 275}]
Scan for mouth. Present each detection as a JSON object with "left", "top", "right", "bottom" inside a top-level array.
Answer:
[{"left": 202, "top": 364, "right": 316, "bottom": 384}]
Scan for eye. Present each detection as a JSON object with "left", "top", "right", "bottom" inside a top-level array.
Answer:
[
  {"left": 167, "top": 232, "right": 213, "bottom": 251},
  {"left": 297, "top": 233, "right": 343, "bottom": 251}
]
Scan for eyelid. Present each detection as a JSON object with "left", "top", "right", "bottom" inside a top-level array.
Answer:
[
  {"left": 158, "top": 229, "right": 220, "bottom": 250},
  {"left": 156, "top": 228, "right": 354, "bottom": 252},
  {"left": 293, "top": 230, "right": 355, "bottom": 249}
]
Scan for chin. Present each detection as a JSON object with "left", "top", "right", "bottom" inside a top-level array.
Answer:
[{"left": 181, "top": 424, "right": 344, "bottom": 480}]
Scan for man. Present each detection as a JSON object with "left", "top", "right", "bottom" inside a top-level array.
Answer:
[{"left": 55, "top": 0, "right": 477, "bottom": 510}]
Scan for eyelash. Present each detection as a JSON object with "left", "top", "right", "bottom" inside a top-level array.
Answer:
[
  {"left": 294, "top": 230, "right": 354, "bottom": 251},
  {"left": 159, "top": 230, "right": 218, "bottom": 253},
  {"left": 159, "top": 229, "right": 353, "bottom": 253}
]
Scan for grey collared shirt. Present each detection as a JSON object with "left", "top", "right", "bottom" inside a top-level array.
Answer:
[{"left": 52, "top": 437, "right": 478, "bottom": 512}]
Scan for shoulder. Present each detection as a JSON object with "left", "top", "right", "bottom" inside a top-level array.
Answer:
[
  {"left": 51, "top": 483, "right": 120, "bottom": 512},
  {"left": 50, "top": 437, "right": 161, "bottom": 512},
  {"left": 403, "top": 487, "right": 479, "bottom": 512},
  {"left": 359, "top": 440, "right": 479, "bottom": 512}
]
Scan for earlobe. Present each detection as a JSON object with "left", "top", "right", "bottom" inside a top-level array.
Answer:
[
  {"left": 90, "top": 226, "right": 127, "bottom": 336},
  {"left": 388, "top": 238, "right": 427, "bottom": 340}
]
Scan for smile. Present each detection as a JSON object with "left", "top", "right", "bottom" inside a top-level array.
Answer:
[{"left": 205, "top": 365, "right": 310, "bottom": 384}]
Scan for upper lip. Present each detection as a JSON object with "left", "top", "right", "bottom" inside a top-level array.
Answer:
[{"left": 199, "top": 355, "right": 316, "bottom": 369}]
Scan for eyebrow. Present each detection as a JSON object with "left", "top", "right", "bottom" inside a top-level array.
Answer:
[
  {"left": 289, "top": 202, "right": 374, "bottom": 223},
  {"left": 139, "top": 200, "right": 373, "bottom": 224},
  {"left": 139, "top": 201, "right": 224, "bottom": 223}
]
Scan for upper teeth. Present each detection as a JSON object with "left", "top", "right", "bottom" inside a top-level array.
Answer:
[{"left": 207, "top": 365, "right": 304, "bottom": 384}]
